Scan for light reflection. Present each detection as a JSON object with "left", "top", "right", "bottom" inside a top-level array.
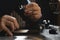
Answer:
[{"left": 15, "top": 36, "right": 27, "bottom": 40}]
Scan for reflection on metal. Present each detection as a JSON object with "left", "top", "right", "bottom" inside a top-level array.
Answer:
[
  {"left": 14, "top": 29, "right": 29, "bottom": 33},
  {"left": 15, "top": 36, "right": 27, "bottom": 40},
  {"left": 27, "top": 0, "right": 31, "bottom": 4},
  {"left": 0, "top": 35, "right": 44, "bottom": 40},
  {"left": 15, "top": 36, "right": 43, "bottom": 40}
]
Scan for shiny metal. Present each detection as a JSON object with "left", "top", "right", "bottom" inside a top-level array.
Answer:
[
  {"left": 0, "top": 36, "right": 44, "bottom": 40},
  {"left": 14, "top": 36, "right": 43, "bottom": 40},
  {"left": 27, "top": 0, "right": 31, "bottom": 4},
  {"left": 14, "top": 29, "right": 29, "bottom": 33}
]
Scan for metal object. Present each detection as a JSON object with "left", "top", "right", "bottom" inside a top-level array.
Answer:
[
  {"left": 14, "top": 29, "right": 29, "bottom": 33},
  {"left": 19, "top": 0, "right": 31, "bottom": 10},
  {"left": 27, "top": 0, "right": 31, "bottom": 4}
]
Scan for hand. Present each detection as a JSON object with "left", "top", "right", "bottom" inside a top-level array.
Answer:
[
  {"left": 24, "top": 2, "right": 42, "bottom": 21},
  {"left": 0, "top": 15, "right": 19, "bottom": 36}
]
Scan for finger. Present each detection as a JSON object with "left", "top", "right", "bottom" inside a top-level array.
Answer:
[
  {"left": 3, "top": 15, "right": 19, "bottom": 29},
  {"left": 12, "top": 19, "right": 19, "bottom": 29},
  {"left": 1, "top": 18, "right": 15, "bottom": 31},
  {"left": 1, "top": 22, "right": 13, "bottom": 36},
  {"left": 32, "top": 11, "right": 41, "bottom": 15},
  {"left": 8, "top": 17, "right": 19, "bottom": 29},
  {"left": 25, "top": 9, "right": 33, "bottom": 13},
  {"left": 6, "top": 20, "right": 15, "bottom": 31}
]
